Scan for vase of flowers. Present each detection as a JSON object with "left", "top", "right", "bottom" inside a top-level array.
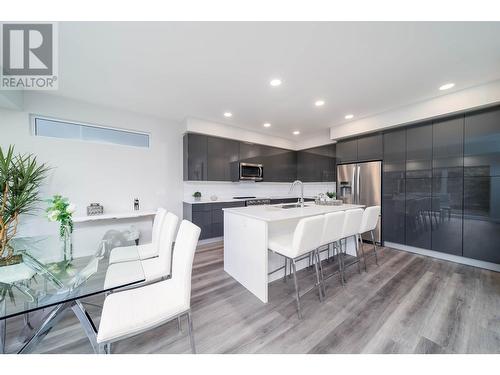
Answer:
[
  {"left": 0, "top": 145, "right": 49, "bottom": 267},
  {"left": 47, "top": 195, "right": 76, "bottom": 262}
]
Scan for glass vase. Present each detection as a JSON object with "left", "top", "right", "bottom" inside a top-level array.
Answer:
[{"left": 61, "top": 224, "right": 73, "bottom": 263}]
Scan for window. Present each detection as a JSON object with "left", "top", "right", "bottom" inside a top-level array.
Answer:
[{"left": 32, "top": 116, "right": 150, "bottom": 148}]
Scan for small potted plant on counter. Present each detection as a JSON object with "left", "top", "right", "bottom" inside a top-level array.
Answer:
[
  {"left": 193, "top": 191, "right": 202, "bottom": 202},
  {"left": 326, "top": 191, "right": 336, "bottom": 199}
]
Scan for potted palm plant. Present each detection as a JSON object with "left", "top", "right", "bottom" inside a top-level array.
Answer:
[{"left": 0, "top": 145, "right": 49, "bottom": 267}]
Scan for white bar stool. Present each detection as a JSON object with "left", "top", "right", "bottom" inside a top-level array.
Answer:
[
  {"left": 268, "top": 215, "right": 325, "bottom": 319},
  {"left": 358, "top": 205, "right": 381, "bottom": 268},
  {"left": 339, "top": 208, "right": 365, "bottom": 282},
  {"left": 318, "top": 211, "right": 347, "bottom": 289},
  {"left": 109, "top": 208, "right": 167, "bottom": 264}
]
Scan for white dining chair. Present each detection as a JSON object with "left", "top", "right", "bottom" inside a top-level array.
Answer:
[
  {"left": 97, "top": 220, "right": 201, "bottom": 354},
  {"left": 108, "top": 208, "right": 167, "bottom": 264},
  {"left": 268, "top": 215, "right": 325, "bottom": 319},
  {"left": 103, "top": 212, "right": 179, "bottom": 291},
  {"left": 358, "top": 205, "right": 381, "bottom": 268},
  {"left": 318, "top": 211, "right": 346, "bottom": 288},
  {"left": 339, "top": 208, "right": 365, "bottom": 282}
]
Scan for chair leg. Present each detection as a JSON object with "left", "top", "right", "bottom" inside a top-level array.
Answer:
[
  {"left": 316, "top": 249, "right": 326, "bottom": 297},
  {"left": 187, "top": 312, "right": 196, "bottom": 354},
  {"left": 313, "top": 250, "right": 324, "bottom": 302},
  {"left": 371, "top": 230, "right": 379, "bottom": 266},
  {"left": 98, "top": 343, "right": 111, "bottom": 354},
  {"left": 291, "top": 259, "right": 302, "bottom": 319},
  {"left": 338, "top": 240, "right": 346, "bottom": 285},
  {"left": 177, "top": 316, "right": 182, "bottom": 332}
]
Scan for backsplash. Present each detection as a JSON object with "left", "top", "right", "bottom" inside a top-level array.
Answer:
[{"left": 183, "top": 181, "right": 336, "bottom": 201}]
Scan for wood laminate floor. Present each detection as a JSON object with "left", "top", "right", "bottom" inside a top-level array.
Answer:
[{"left": 4, "top": 242, "right": 500, "bottom": 354}]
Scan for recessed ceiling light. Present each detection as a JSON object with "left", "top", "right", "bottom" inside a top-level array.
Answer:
[
  {"left": 315, "top": 100, "right": 325, "bottom": 107},
  {"left": 345, "top": 114, "right": 354, "bottom": 120},
  {"left": 439, "top": 83, "right": 455, "bottom": 91},
  {"left": 223, "top": 112, "right": 233, "bottom": 118},
  {"left": 263, "top": 123, "right": 271, "bottom": 128},
  {"left": 293, "top": 130, "right": 300, "bottom": 135},
  {"left": 270, "top": 78, "right": 282, "bottom": 87}
]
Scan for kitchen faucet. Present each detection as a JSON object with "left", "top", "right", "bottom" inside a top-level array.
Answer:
[{"left": 289, "top": 180, "right": 304, "bottom": 207}]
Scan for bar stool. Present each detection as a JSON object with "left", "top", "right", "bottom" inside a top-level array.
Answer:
[
  {"left": 268, "top": 215, "right": 325, "bottom": 319},
  {"left": 358, "top": 205, "right": 381, "bottom": 268},
  {"left": 318, "top": 211, "right": 346, "bottom": 289},
  {"left": 339, "top": 208, "right": 365, "bottom": 282}
]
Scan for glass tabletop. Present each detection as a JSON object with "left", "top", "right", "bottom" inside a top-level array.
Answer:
[{"left": 0, "top": 229, "right": 145, "bottom": 320}]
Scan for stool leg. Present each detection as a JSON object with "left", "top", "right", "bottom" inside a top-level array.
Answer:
[
  {"left": 359, "top": 234, "right": 368, "bottom": 271},
  {"left": 371, "top": 230, "right": 379, "bottom": 266},
  {"left": 283, "top": 258, "right": 288, "bottom": 282},
  {"left": 291, "top": 259, "right": 302, "bottom": 319},
  {"left": 316, "top": 248, "right": 326, "bottom": 297},
  {"left": 313, "top": 250, "right": 324, "bottom": 302},
  {"left": 354, "top": 236, "right": 362, "bottom": 274},
  {"left": 338, "top": 240, "right": 346, "bottom": 285}
]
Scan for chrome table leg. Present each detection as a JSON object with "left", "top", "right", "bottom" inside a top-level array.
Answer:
[
  {"left": 71, "top": 300, "right": 99, "bottom": 353},
  {"left": 0, "top": 318, "right": 5, "bottom": 354}
]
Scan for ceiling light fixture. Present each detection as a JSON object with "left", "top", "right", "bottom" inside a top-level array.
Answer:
[
  {"left": 270, "top": 78, "right": 282, "bottom": 87},
  {"left": 315, "top": 100, "right": 325, "bottom": 107},
  {"left": 439, "top": 83, "right": 455, "bottom": 91},
  {"left": 293, "top": 131, "right": 300, "bottom": 135},
  {"left": 345, "top": 114, "right": 354, "bottom": 120},
  {"left": 223, "top": 112, "right": 233, "bottom": 118},
  {"left": 263, "top": 123, "right": 271, "bottom": 128}
]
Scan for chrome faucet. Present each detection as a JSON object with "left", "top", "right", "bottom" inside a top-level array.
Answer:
[{"left": 289, "top": 180, "right": 304, "bottom": 207}]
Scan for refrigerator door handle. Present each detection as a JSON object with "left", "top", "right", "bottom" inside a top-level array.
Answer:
[
  {"left": 351, "top": 166, "right": 356, "bottom": 204},
  {"left": 356, "top": 165, "right": 361, "bottom": 205}
]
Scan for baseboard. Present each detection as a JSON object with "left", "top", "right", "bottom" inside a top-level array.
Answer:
[{"left": 385, "top": 242, "right": 500, "bottom": 273}]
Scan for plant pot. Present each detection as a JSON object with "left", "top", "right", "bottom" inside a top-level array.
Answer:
[
  {"left": 194, "top": 196, "right": 201, "bottom": 202},
  {"left": 0, "top": 254, "right": 23, "bottom": 267}
]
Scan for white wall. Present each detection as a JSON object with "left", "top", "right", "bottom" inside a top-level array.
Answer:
[
  {"left": 1, "top": 92, "right": 184, "bottom": 256},
  {"left": 330, "top": 79, "right": 500, "bottom": 140}
]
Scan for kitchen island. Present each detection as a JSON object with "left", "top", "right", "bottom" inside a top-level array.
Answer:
[{"left": 223, "top": 203, "right": 364, "bottom": 303}]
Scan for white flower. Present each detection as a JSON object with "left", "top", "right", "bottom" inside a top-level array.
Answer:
[
  {"left": 66, "top": 203, "right": 76, "bottom": 214},
  {"left": 48, "top": 210, "right": 60, "bottom": 222}
]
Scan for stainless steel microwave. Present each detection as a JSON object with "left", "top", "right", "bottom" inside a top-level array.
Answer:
[{"left": 238, "top": 162, "right": 263, "bottom": 181}]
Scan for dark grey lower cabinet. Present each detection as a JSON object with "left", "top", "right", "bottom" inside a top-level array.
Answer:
[
  {"left": 431, "top": 177, "right": 463, "bottom": 256},
  {"left": 463, "top": 176, "right": 500, "bottom": 264},
  {"left": 382, "top": 177, "right": 405, "bottom": 244},
  {"left": 184, "top": 201, "right": 245, "bottom": 240},
  {"left": 405, "top": 178, "right": 432, "bottom": 249}
]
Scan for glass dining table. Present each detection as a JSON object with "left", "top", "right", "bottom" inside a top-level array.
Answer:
[{"left": 0, "top": 229, "right": 145, "bottom": 354}]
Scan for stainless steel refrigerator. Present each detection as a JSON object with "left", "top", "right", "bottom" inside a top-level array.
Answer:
[{"left": 337, "top": 161, "right": 382, "bottom": 243}]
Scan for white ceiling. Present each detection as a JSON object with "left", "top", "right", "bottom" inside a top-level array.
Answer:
[{"left": 57, "top": 22, "right": 500, "bottom": 140}]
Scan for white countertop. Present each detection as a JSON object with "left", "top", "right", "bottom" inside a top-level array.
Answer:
[
  {"left": 73, "top": 210, "right": 156, "bottom": 223},
  {"left": 183, "top": 195, "right": 315, "bottom": 204},
  {"left": 223, "top": 203, "right": 364, "bottom": 222}
]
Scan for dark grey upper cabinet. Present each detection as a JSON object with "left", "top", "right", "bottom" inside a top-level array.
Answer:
[
  {"left": 431, "top": 177, "right": 463, "bottom": 256},
  {"left": 336, "top": 138, "right": 358, "bottom": 164},
  {"left": 463, "top": 176, "right": 500, "bottom": 264},
  {"left": 405, "top": 178, "right": 432, "bottom": 249},
  {"left": 239, "top": 142, "right": 268, "bottom": 165},
  {"left": 183, "top": 133, "right": 207, "bottom": 181},
  {"left": 383, "top": 129, "right": 406, "bottom": 179},
  {"left": 432, "top": 116, "right": 464, "bottom": 178},
  {"left": 297, "top": 144, "right": 336, "bottom": 182},
  {"left": 207, "top": 137, "right": 239, "bottom": 181},
  {"left": 464, "top": 107, "right": 500, "bottom": 177},
  {"left": 357, "top": 134, "right": 383, "bottom": 161},
  {"left": 264, "top": 146, "right": 297, "bottom": 182},
  {"left": 406, "top": 124, "right": 432, "bottom": 179}
]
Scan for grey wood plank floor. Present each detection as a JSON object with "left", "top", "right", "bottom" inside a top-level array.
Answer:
[{"left": 4, "top": 242, "right": 500, "bottom": 354}]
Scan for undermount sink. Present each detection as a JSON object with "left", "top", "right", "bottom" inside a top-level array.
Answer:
[{"left": 279, "top": 203, "right": 311, "bottom": 209}]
